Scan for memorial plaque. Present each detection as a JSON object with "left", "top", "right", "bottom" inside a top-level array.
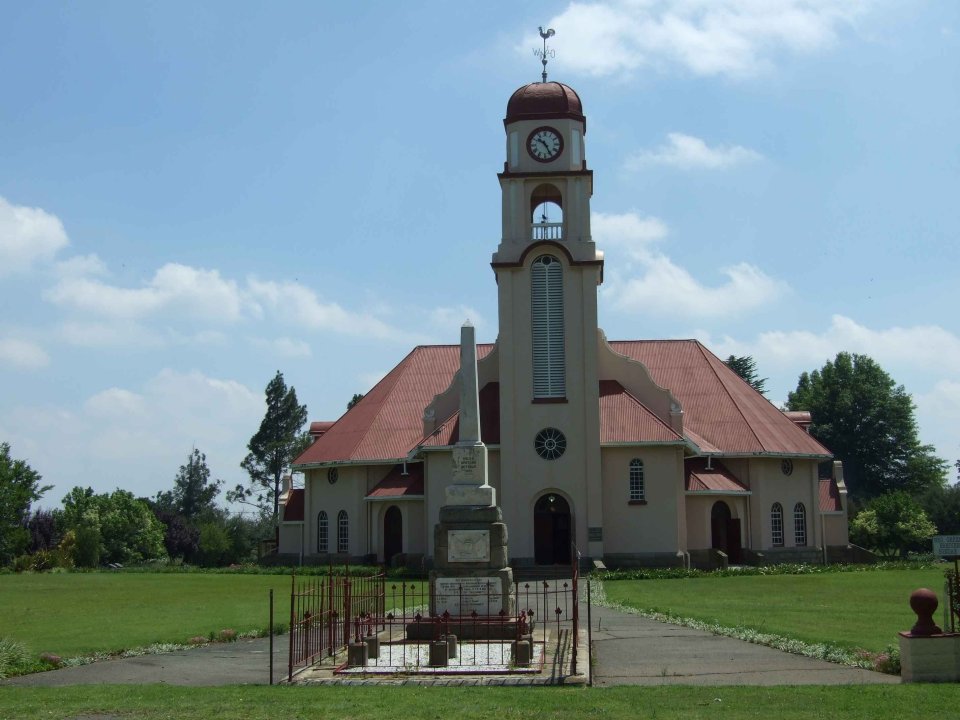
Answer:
[
  {"left": 433, "top": 576, "right": 502, "bottom": 616},
  {"left": 447, "top": 529, "right": 490, "bottom": 562},
  {"left": 451, "top": 446, "right": 484, "bottom": 484}
]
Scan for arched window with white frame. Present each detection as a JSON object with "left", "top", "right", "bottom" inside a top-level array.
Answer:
[
  {"left": 337, "top": 510, "right": 349, "bottom": 554},
  {"left": 531, "top": 255, "right": 565, "bottom": 398},
  {"left": 771, "top": 503, "right": 784, "bottom": 547},
  {"left": 629, "top": 458, "right": 645, "bottom": 502},
  {"left": 794, "top": 503, "right": 807, "bottom": 547},
  {"left": 317, "top": 511, "right": 328, "bottom": 553}
]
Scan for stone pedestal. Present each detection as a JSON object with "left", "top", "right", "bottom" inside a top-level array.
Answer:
[
  {"left": 899, "top": 632, "right": 960, "bottom": 682},
  {"left": 429, "top": 504, "right": 513, "bottom": 618}
]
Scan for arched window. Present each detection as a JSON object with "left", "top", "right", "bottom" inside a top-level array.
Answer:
[
  {"left": 629, "top": 459, "right": 645, "bottom": 501},
  {"left": 317, "top": 511, "right": 328, "bottom": 553},
  {"left": 771, "top": 503, "right": 784, "bottom": 547},
  {"left": 794, "top": 503, "right": 807, "bottom": 547},
  {"left": 337, "top": 510, "right": 349, "bottom": 554},
  {"left": 531, "top": 255, "right": 565, "bottom": 398}
]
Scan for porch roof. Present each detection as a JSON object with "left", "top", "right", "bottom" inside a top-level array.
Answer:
[
  {"left": 365, "top": 463, "right": 425, "bottom": 500},
  {"left": 685, "top": 458, "right": 750, "bottom": 494}
]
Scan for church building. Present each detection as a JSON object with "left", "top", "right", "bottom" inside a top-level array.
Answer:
[{"left": 278, "top": 79, "right": 851, "bottom": 570}]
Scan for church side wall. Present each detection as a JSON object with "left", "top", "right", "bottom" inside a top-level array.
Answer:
[
  {"left": 600, "top": 446, "right": 684, "bottom": 559},
  {"left": 747, "top": 458, "right": 821, "bottom": 556},
  {"left": 306, "top": 465, "right": 369, "bottom": 560}
]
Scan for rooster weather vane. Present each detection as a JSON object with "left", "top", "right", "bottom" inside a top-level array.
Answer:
[{"left": 535, "top": 26, "right": 556, "bottom": 83}]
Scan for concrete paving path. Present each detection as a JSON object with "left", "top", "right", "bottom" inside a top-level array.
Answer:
[
  {"left": 589, "top": 604, "right": 899, "bottom": 686},
  {"left": 3, "top": 604, "right": 900, "bottom": 687},
  {"left": 2, "top": 635, "right": 289, "bottom": 687}
]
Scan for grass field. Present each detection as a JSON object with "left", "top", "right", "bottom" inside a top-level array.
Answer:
[
  {"left": 2, "top": 685, "right": 960, "bottom": 720},
  {"left": 601, "top": 567, "right": 947, "bottom": 653},
  {"left": 0, "top": 572, "right": 425, "bottom": 661}
]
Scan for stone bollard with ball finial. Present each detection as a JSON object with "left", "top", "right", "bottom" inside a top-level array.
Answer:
[{"left": 898, "top": 588, "right": 960, "bottom": 682}]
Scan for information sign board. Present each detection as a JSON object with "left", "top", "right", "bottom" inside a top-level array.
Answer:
[{"left": 933, "top": 536, "right": 960, "bottom": 558}]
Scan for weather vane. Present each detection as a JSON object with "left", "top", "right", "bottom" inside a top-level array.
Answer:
[{"left": 535, "top": 26, "right": 556, "bottom": 83}]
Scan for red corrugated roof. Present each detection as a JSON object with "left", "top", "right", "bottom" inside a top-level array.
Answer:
[
  {"left": 294, "top": 339, "right": 830, "bottom": 466},
  {"left": 609, "top": 340, "right": 831, "bottom": 457},
  {"left": 819, "top": 478, "right": 843, "bottom": 512},
  {"left": 281, "top": 488, "right": 304, "bottom": 522},
  {"left": 599, "top": 380, "right": 684, "bottom": 444},
  {"left": 366, "top": 463, "right": 425, "bottom": 498},
  {"left": 420, "top": 382, "right": 501, "bottom": 447},
  {"left": 685, "top": 458, "right": 750, "bottom": 493},
  {"left": 294, "top": 344, "right": 494, "bottom": 465}
]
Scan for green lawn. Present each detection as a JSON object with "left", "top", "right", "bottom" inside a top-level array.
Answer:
[
  {"left": 0, "top": 573, "right": 291, "bottom": 657},
  {"left": 0, "top": 572, "right": 427, "bottom": 660},
  {"left": 601, "top": 568, "right": 947, "bottom": 653},
  {"left": 2, "top": 685, "right": 959, "bottom": 720}
]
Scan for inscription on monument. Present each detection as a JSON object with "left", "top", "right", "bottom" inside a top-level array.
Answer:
[
  {"left": 447, "top": 529, "right": 490, "bottom": 562},
  {"left": 433, "top": 576, "right": 502, "bottom": 616},
  {"left": 451, "top": 445, "right": 485, "bottom": 485}
]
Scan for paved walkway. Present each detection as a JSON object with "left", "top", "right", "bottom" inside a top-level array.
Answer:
[
  {"left": 3, "top": 604, "right": 899, "bottom": 687},
  {"left": 590, "top": 604, "right": 898, "bottom": 686},
  {"left": 2, "top": 635, "right": 289, "bottom": 687}
]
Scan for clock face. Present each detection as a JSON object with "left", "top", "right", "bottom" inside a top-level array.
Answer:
[{"left": 527, "top": 127, "right": 563, "bottom": 162}]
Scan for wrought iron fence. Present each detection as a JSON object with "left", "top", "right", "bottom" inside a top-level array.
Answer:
[
  {"left": 287, "top": 570, "right": 385, "bottom": 680},
  {"left": 336, "top": 576, "right": 578, "bottom": 675}
]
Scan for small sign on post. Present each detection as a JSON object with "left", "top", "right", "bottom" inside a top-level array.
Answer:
[{"left": 933, "top": 536, "right": 960, "bottom": 558}]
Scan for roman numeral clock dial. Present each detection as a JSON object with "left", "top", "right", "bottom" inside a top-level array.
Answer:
[{"left": 527, "top": 127, "right": 563, "bottom": 162}]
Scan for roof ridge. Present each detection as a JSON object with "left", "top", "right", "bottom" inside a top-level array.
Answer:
[{"left": 696, "top": 342, "right": 766, "bottom": 451}]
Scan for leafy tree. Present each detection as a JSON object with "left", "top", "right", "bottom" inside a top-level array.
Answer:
[
  {"left": 786, "top": 352, "right": 947, "bottom": 500},
  {"left": 155, "top": 449, "right": 222, "bottom": 521},
  {"left": 918, "top": 482, "right": 960, "bottom": 535},
  {"left": 196, "top": 522, "right": 232, "bottom": 567},
  {"left": 347, "top": 393, "right": 365, "bottom": 410},
  {"left": 97, "top": 490, "right": 167, "bottom": 564},
  {"left": 850, "top": 491, "right": 937, "bottom": 558},
  {"left": 60, "top": 487, "right": 166, "bottom": 565},
  {"left": 228, "top": 371, "right": 308, "bottom": 522},
  {"left": 724, "top": 355, "right": 767, "bottom": 395},
  {"left": 0, "top": 443, "right": 51, "bottom": 565}
]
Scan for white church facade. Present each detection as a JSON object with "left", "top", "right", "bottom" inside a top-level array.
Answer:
[{"left": 278, "top": 79, "right": 851, "bottom": 570}]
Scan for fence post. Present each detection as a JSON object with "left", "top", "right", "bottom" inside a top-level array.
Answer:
[
  {"left": 288, "top": 573, "right": 296, "bottom": 683},
  {"left": 586, "top": 579, "right": 593, "bottom": 687},
  {"left": 268, "top": 589, "right": 274, "bottom": 685}
]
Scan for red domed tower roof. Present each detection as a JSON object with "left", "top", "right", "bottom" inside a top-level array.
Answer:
[{"left": 505, "top": 81, "right": 585, "bottom": 129}]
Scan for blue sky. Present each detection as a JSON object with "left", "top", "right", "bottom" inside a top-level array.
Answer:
[{"left": 1, "top": 1, "right": 958, "bottom": 508}]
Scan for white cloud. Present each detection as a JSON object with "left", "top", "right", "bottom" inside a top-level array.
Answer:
[
  {"left": 0, "top": 338, "right": 50, "bottom": 369},
  {"left": 247, "top": 278, "right": 415, "bottom": 343},
  {"left": 712, "top": 315, "right": 960, "bottom": 372},
  {"left": 522, "top": 1, "right": 874, "bottom": 79},
  {"left": 54, "top": 253, "right": 109, "bottom": 279},
  {"left": 46, "top": 263, "right": 246, "bottom": 322},
  {"left": 626, "top": 133, "right": 763, "bottom": 170},
  {"left": 0, "top": 369, "right": 263, "bottom": 502},
  {"left": 595, "top": 211, "right": 787, "bottom": 319},
  {"left": 250, "top": 336, "right": 312, "bottom": 358},
  {"left": 916, "top": 381, "right": 960, "bottom": 460},
  {"left": 0, "top": 196, "right": 69, "bottom": 276}
]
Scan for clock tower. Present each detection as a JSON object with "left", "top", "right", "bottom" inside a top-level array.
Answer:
[{"left": 492, "top": 80, "right": 605, "bottom": 564}]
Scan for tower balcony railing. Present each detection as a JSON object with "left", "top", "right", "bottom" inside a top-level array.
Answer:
[{"left": 531, "top": 222, "right": 563, "bottom": 242}]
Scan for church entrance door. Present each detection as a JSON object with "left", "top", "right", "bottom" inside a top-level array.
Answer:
[
  {"left": 710, "top": 501, "right": 741, "bottom": 564},
  {"left": 384, "top": 506, "right": 402, "bottom": 566},
  {"left": 534, "top": 493, "right": 571, "bottom": 565}
]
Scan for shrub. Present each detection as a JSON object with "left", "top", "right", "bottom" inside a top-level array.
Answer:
[
  {"left": 0, "top": 637, "right": 32, "bottom": 679},
  {"left": 197, "top": 522, "right": 232, "bottom": 567}
]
